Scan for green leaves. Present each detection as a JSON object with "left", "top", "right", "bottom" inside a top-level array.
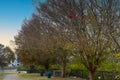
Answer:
[{"left": 0, "top": 44, "right": 14, "bottom": 67}]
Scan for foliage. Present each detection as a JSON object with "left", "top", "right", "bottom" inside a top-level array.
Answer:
[
  {"left": 37, "top": 0, "right": 119, "bottom": 80},
  {"left": 98, "top": 52, "right": 120, "bottom": 72},
  {"left": 15, "top": 17, "right": 56, "bottom": 70},
  {"left": 49, "top": 65, "right": 61, "bottom": 70},
  {"left": 0, "top": 44, "right": 14, "bottom": 68},
  {"left": 15, "top": 0, "right": 120, "bottom": 80},
  {"left": 17, "top": 65, "right": 29, "bottom": 71}
]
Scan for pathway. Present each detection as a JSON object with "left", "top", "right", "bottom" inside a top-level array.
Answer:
[{"left": 3, "top": 74, "right": 20, "bottom": 80}]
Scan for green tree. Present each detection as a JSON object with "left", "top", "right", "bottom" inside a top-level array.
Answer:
[
  {"left": 0, "top": 44, "right": 14, "bottom": 68},
  {"left": 51, "top": 29, "right": 74, "bottom": 77}
]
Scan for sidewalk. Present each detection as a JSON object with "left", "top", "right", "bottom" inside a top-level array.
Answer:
[{"left": 3, "top": 74, "right": 20, "bottom": 80}]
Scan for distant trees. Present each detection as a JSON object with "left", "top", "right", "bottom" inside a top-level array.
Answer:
[
  {"left": 15, "top": 0, "right": 120, "bottom": 79},
  {"left": 0, "top": 44, "right": 14, "bottom": 68}
]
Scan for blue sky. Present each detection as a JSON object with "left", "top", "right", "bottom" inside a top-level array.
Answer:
[{"left": 0, "top": 0, "right": 36, "bottom": 49}]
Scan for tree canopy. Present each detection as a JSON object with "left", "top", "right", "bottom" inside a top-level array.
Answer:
[
  {"left": 15, "top": 0, "right": 120, "bottom": 79},
  {"left": 0, "top": 44, "right": 14, "bottom": 68}
]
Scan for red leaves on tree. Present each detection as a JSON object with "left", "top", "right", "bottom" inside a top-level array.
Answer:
[
  {"left": 67, "top": 14, "right": 77, "bottom": 19},
  {"left": 67, "top": 13, "right": 86, "bottom": 21}
]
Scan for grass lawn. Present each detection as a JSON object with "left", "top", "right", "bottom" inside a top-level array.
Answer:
[
  {"left": 0, "top": 75, "right": 3, "bottom": 80},
  {"left": 18, "top": 73, "right": 85, "bottom": 80},
  {"left": 0, "top": 72, "right": 7, "bottom": 80}
]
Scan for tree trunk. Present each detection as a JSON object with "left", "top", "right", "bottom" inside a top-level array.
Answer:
[
  {"left": 61, "top": 62, "right": 66, "bottom": 78},
  {"left": 89, "top": 71, "right": 95, "bottom": 80},
  {"left": 45, "top": 63, "right": 49, "bottom": 71},
  {"left": 44, "top": 59, "right": 50, "bottom": 71}
]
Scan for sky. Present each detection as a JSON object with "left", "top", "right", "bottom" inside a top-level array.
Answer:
[{"left": 0, "top": 0, "right": 35, "bottom": 49}]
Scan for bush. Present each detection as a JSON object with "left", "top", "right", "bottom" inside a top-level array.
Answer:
[
  {"left": 27, "top": 65, "right": 40, "bottom": 73},
  {"left": 49, "top": 65, "right": 61, "bottom": 70},
  {"left": 66, "top": 63, "right": 86, "bottom": 76},
  {"left": 68, "top": 69, "right": 88, "bottom": 79},
  {"left": 17, "top": 65, "right": 29, "bottom": 71}
]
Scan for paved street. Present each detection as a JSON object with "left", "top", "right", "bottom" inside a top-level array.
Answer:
[{"left": 3, "top": 74, "right": 20, "bottom": 80}]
